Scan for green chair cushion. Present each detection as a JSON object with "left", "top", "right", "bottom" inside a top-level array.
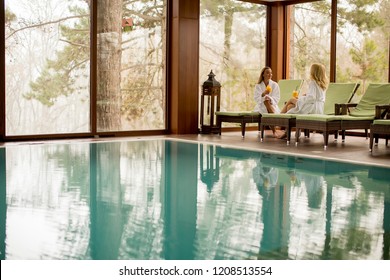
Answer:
[
  {"left": 338, "top": 115, "right": 375, "bottom": 121},
  {"left": 215, "top": 111, "right": 260, "bottom": 117},
  {"left": 323, "top": 83, "right": 359, "bottom": 115},
  {"left": 296, "top": 114, "right": 343, "bottom": 122},
  {"left": 373, "top": 119, "right": 390, "bottom": 125},
  {"left": 277, "top": 79, "right": 304, "bottom": 109},
  {"left": 351, "top": 83, "right": 390, "bottom": 117},
  {"left": 261, "top": 113, "right": 296, "bottom": 119}
]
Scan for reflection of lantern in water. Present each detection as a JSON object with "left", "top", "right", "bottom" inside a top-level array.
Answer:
[
  {"left": 200, "top": 70, "right": 221, "bottom": 134},
  {"left": 199, "top": 144, "right": 219, "bottom": 193}
]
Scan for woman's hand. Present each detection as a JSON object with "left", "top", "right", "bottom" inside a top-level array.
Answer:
[
  {"left": 262, "top": 86, "right": 272, "bottom": 97},
  {"left": 264, "top": 95, "right": 273, "bottom": 104}
]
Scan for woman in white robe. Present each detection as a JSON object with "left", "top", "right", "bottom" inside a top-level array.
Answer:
[
  {"left": 286, "top": 80, "right": 325, "bottom": 114},
  {"left": 277, "top": 63, "right": 328, "bottom": 139},
  {"left": 280, "top": 63, "right": 328, "bottom": 114},
  {"left": 253, "top": 67, "right": 281, "bottom": 114}
]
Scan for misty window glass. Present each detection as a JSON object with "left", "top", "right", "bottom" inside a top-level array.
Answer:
[
  {"left": 336, "top": 0, "right": 389, "bottom": 98},
  {"left": 289, "top": 1, "right": 331, "bottom": 84},
  {"left": 199, "top": 0, "right": 266, "bottom": 117},
  {"left": 5, "top": 0, "right": 91, "bottom": 135},
  {"left": 96, "top": 0, "right": 166, "bottom": 132}
]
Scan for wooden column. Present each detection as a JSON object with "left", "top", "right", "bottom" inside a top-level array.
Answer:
[
  {"left": 330, "top": 0, "right": 337, "bottom": 82},
  {"left": 168, "top": 0, "right": 200, "bottom": 134},
  {"left": 266, "top": 4, "right": 286, "bottom": 82}
]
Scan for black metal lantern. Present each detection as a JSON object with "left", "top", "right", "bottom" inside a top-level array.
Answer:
[{"left": 200, "top": 70, "right": 221, "bottom": 134}]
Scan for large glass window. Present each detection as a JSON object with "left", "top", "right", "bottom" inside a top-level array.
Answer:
[
  {"left": 336, "top": 0, "right": 389, "bottom": 97},
  {"left": 96, "top": 0, "right": 166, "bottom": 132},
  {"left": 289, "top": 1, "right": 331, "bottom": 87},
  {"left": 5, "top": 0, "right": 90, "bottom": 135},
  {"left": 4, "top": 0, "right": 167, "bottom": 137},
  {"left": 199, "top": 0, "right": 266, "bottom": 115}
]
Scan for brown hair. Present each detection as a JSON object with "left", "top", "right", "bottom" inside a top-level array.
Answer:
[{"left": 257, "top": 66, "right": 271, "bottom": 84}]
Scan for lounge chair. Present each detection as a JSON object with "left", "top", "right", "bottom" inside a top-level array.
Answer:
[
  {"left": 260, "top": 82, "right": 360, "bottom": 145},
  {"left": 215, "top": 79, "right": 304, "bottom": 137},
  {"left": 369, "top": 119, "right": 390, "bottom": 152},
  {"left": 295, "top": 83, "right": 390, "bottom": 149}
]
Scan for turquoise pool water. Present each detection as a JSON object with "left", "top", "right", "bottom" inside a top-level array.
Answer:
[{"left": 0, "top": 139, "right": 389, "bottom": 260}]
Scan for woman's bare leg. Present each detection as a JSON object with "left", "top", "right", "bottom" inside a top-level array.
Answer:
[
  {"left": 264, "top": 99, "right": 275, "bottom": 114},
  {"left": 277, "top": 98, "right": 297, "bottom": 138},
  {"left": 280, "top": 102, "right": 291, "bottom": 113},
  {"left": 280, "top": 98, "right": 297, "bottom": 113},
  {"left": 264, "top": 99, "right": 276, "bottom": 134}
]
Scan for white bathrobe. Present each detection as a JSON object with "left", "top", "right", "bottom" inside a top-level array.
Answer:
[
  {"left": 253, "top": 79, "right": 281, "bottom": 114},
  {"left": 287, "top": 80, "right": 326, "bottom": 114}
]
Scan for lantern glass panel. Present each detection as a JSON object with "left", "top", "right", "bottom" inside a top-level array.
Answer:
[
  {"left": 212, "top": 95, "right": 218, "bottom": 126},
  {"left": 203, "top": 95, "right": 211, "bottom": 125}
]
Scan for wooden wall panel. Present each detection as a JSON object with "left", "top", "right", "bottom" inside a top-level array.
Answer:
[
  {"left": 268, "top": 5, "right": 285, "bottom": 82},
  {"left": 169, "top": 0, "right": 200, "bottom": 134}
]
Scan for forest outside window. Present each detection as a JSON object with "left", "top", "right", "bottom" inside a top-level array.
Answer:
[
  {"left": 335, "top": 0, "right": 389, "bottom": 99},
  {"left": 199, "top": 0, "right": 267, "bottom": 126},
  {"left": 5, "top": 0, "right": 91, "bottom": 136},
  {"left": 4, "top": 0, "right": 167, "bottom": 137},
  {"left": 96, "top": 0, "right": 166, "bottom": 132}
]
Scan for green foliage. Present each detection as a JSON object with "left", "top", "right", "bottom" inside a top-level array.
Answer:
[
  {"left": 25, "top": 5, "right": 90, "bottom": 106},
  {"left": 25, "top": 68, "right": 73, "bottom": 106},
  {"left": 5, "top": 7, "right": 16, "bottom": 24},
  {"left": 120, "top": 1, "right": 165, "bottom": 125},
  {"left": 222, "top": 67, "right": 256, "bottom": 111},
  {"left": 349, "top": 38, "right": 387, "bottom": 82},
  {"left": 310, "top": 1, "right": 331, "bottom": 16},
  {"left": 335, "top": 65, "right": 355, "bottom": 83},
  {"left": 201, "top": 0, "right": 266, "bottom": 111},
  {"left": 123, "top": 0, "right": 164, "bottom": 29},
  {"left": 294, "top": 0, "right": 387, "bottom": 89},
  {"left": 337, "top": 0, "right": 384, "bottom": 33},
  {"left": 24, "top": 0, "right": 164, "bottom": 109}
]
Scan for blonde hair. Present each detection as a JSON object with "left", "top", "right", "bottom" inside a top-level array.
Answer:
[
  {"left": 257, "top": 66, "right": 271, "bottom": 84},
  {"left": 310, "top": 63, "right": 329, "bottom": 90}
]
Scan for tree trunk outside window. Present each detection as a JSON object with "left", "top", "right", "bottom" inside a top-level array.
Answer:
[{"left": 97, "top": 0, "right": 122, "bottom": 131}]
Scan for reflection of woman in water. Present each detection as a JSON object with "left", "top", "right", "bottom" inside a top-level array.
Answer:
[
  {"left": 252, "top": 161, "right": 279, "bottom": 197},
  {"left": 286, "top": 170, "right": 299, "bottom": 187},
  {"left": 298, "top": 173, "right": 324, "bottom": 209},
  {"left": 252, "top": 159, "right": 290, "bottom": 259}
]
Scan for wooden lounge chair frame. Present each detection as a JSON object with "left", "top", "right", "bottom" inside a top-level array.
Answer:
[
  {"left": 261, "top": 82, "right": 360, "bottom": 145},
  {"left": 215, "top": 111, "right": 261, "bottom": 138},
  {"left": 295, "top": 83, "right": 390, "bottom": 149},
  {"left": 369, "top": 116, "right": 390, "bottom": 152},
  {"left": 216, "top": 79, "right": 304, "bottom": 137}
]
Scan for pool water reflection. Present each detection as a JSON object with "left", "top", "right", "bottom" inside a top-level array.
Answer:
[{"left": 0, "top": 139, "right": 389, "bottom": 260}]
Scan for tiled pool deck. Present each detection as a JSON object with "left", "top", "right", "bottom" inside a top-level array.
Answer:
[
  {"left": 171, "top": 129, "right": 390, "bottom": 168},
  {"left": 1, "top": 129, "right": 389, "bottom": 167}
]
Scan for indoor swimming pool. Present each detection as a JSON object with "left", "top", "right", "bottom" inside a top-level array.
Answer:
[{"left": 0, "top": 139, "right": 389, "bottom": 260}]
